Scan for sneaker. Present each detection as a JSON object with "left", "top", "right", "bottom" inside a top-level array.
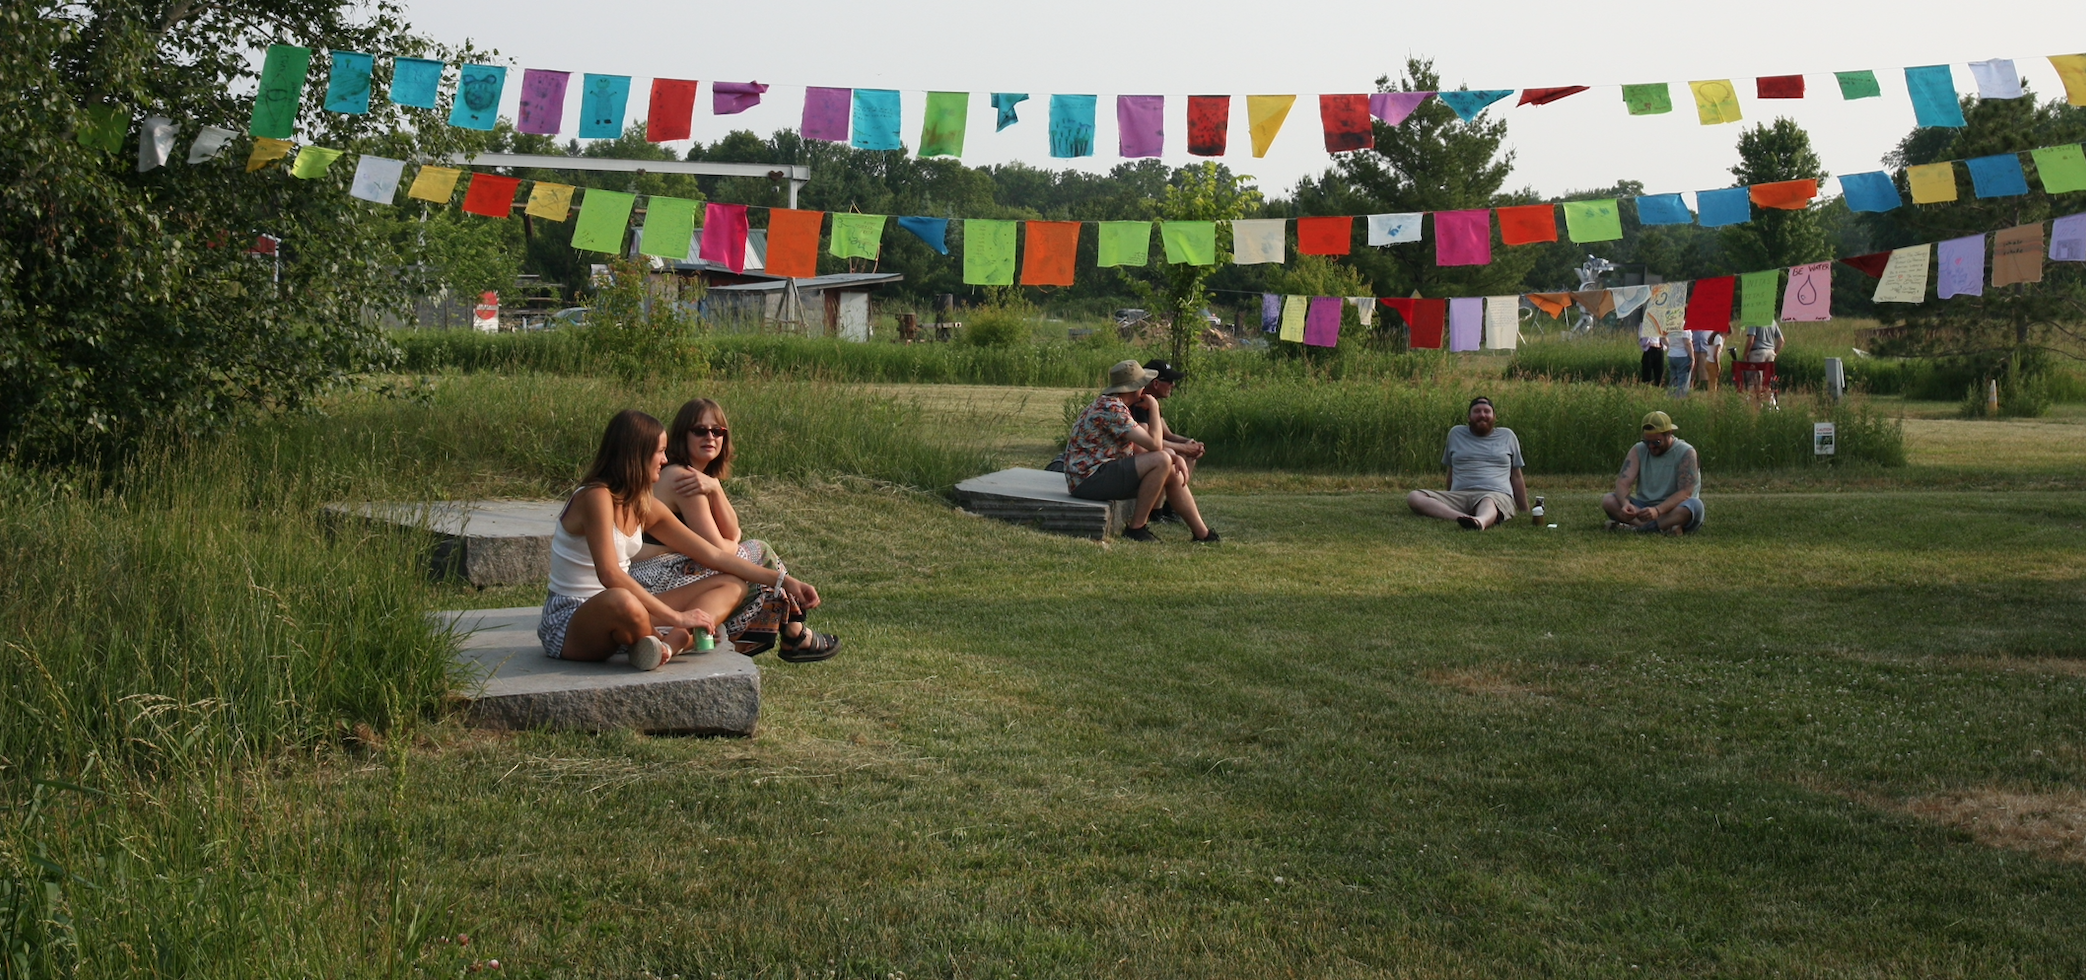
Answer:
[
  {"left": 1151, "top": 505, "right": 1183, "bottom": 524},
  {"left": 628, "top": 635, "right": 668, "bottom": 671},
  {"left": 1121, "top": 524, "right": 1161, "bottom": 542},
  {"left": 1190, "top": 528, "right": 1221, "bottom": 544}
]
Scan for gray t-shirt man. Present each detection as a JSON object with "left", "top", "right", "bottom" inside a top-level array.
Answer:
[
  {"left": 1745, "top": 322, "right": 1783, "bottom": 361},
  {"left": 1442, "top": 425, "right": 1525, "bottom": 494}
]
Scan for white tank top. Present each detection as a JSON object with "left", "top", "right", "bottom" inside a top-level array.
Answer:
[{"left": 546, "top": 494, "right": 645, "bottom": 599}]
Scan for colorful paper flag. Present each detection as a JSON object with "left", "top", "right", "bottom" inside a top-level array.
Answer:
[
  {"left": 1187, "top": 96, "right": 1229, "bottom": 156},
  {"left": 1437, "top": 89, "right": 1512, "bottom": 122},
  {"left": 246, "top": 137, "right": 293, "bottom": 172},
  {"left": 1621, "top": 83, "right": 1672, "bottom": 115},
  {"left": 1835, "top": 70, "right": 1882, "bottom": 100},
  {"left": 1904, "top": 66, "right": 1966, "bottom": 128},
  {"left": 2051, "top": 55, "right": 2086, "bottom": 107},
  {"left": 1572, "top": 290, "right": 1617, "bottom": 320},
  {"left": 851, "top": 89, "right": 902, "bottom": 151},
  {"left": 349, "top": 155, "right": 404, "bottom": 204},
  {"left": 1907, "top": 162, "right": 1958, "bottom": 204},
  {"left": 1992, "top": 223, "right": 2045, "bottom": 285},
  {"left": 1936, "top": 234, "right": 1985, "bottom": 299},
  {"left": 1366, "top": 213, "right": 1423, "bottom": 245},
  {"left": 991, "top": 93, "right": 1028, "bottom": 131},
  {"left": 1611, "top": 285, "right": 1651, "bottom": 319},
  {"left": 1840, "top": 252, "right": 1891, "bottom": 278},
  {"left": 1161, "top": 221, "right": 1216, "bottom": 266},
  {"left": 1781, "top": 261, "right": 1832, "bottom": 321},
  {"left": 1689, "top": 80, "right": 1742, "bottom": 125},
  {"left": 76, "top": 104, "right": 127, "bottom": 153},
  {"left": 1696, "top": 188, "right": 1752, "bottom": 227},
  {"left": 1525, "top": 293, "right": 1572, "bottom": 318},
  {"left": 764, "top": 209, "right": 824, "bottom": 278},
  {"left": 1968, "top": 59, "right": 2024, "bottom": 99},
  {"left": 1965, "top": 154, "right": 2029, "bottom": 198},
  {"left": 646, "top": 79, "right": 698, "bottom": 141},
  {"left": 1247, "top": 95, "right": 1295, "bottom": 157},
  {"left": 1319, "top": 94, "right": 1372, "bottom": 153},
  {"left": 461, "top": 173, "right": 520, "bottom": 217},
  {"left": 1756, "top": 75, "right": 1805, "bottom": 99},
  {"left": 1262, "top": 293, "right": 1281, "bottom": 332},
  {"left": 1737, "top": 270, "right": 1779, "bottom": 327},
  {"left": 1838, "top": 171, "right": 1902, "bottom": 212},
  {"left": 802, "top": 87, "right": 850, "bottom": 142},
  {"left": 639, "top": 196, "right": 697, "bottom": 259},
  {"left": 1496, "top": 205, "right": 1557, "bottom": 246},
  {"left": 187, "top": 125, "right": 235, "bottom": 163},
  {"left": 289, "top": 145, "right": 344, "bottom": 179},
  {"left": 700, "top": 203, "right": 751, "bottom": 273},
  {"left": 1749, "top": 179, "right": 1817, "bottom": 210},
  {"left": 1518, "top": 86, "right": 1587, "bottom": 106},
  {"left": 1369, "top": 91, "right": 1433, "bottom": 126},
  {"left": 828, "top": 213, "right": 886, "bottom": 260},
  {"left": 1448, "top": 297, "right": 1483, "bottom": 352},
  {"left": 1297, "top": 216, "right": 1353, "bottom": 255},
  {"left": 919, "top": 92, "right": 968, "bottom": 158},
  {"left": 1049, "top": 95, "right": 1097, "bottom": 157},
  {"left": 1096, "top": 221, "right": 1152, "bottom": 267},
  {"left": 1304, "top": 296, "right": 1343, "bottom": 348},
  {"left": 1483, "top": 297, "right": 1519, "bottom": 350},
  {"left": 525, "top": 181, "right": 574, "bottom": 220},
  {"left": 1278, "top": 295, "right": 1307, "bottom": 343},
  {"left": 578, "top": 74, "right": 631, "bottom": 138},
  {"left": 1645, "top": 282, "right": 1689, "bottom": 336},
  {"left": 962, "top": 220, "right": 1012, "bottom": 284},
  {"left": 390, "top": 57, "right": 443, "bottom": 109},
  {"left": 1636, "top": 194, "right": 1692, "bottom": 226},
  {"left": 450, "top": 64, "right": 506, "bottom": 131},
  {"left": 406, "top": 165, "right": 461, "bottom": 201},
  {"left": 1561, "top": 200, "right": 1622, "bottom": 243},
  {"left": 896, "top": 216, "right": 949, "bottom": 254},
  {"left": 324, "top": 51, "right": 374, "bottom": 114},
  {"left": 250, "top": 45, "right": 312, "bottom": 138},
  {"left": 1434, "top": 210, "right": 1492, "bottom": 267},
  {"left": 1230, "top": 219, "right": 1285, "bottom": 265},
  {"left": 1873, "top": 244, "right": 1932, "bottom": 303},
  {"left": 713, "top": 82, "right": 767, "bottom": 115},
  {"left": 1020, "top": 221, "right": 1079, "bottom": 286},
  {"left": 1404, "top": 298, "right": 1448, "bottom": 349},
  {"left": 1686, "top": 276, "right": 1735, "bottom": 333},
  {"left": 1115, "top": 95, "right": 1164, "bottom": 158},
  {"left": 515, "top": 69, "right": 569, "bottom": 135},
  {"left": 2054, "top": 214, "right": 2086, "bottom": 261},
  {"left": 571, "top": 189, "right": 636, "bottom": 253},
  {"left": 2031, "top": 145, "right": 2086, "bottom": 193}
]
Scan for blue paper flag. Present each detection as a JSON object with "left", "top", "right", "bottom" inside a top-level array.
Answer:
[
  {"left": 852, "top": 88, "right": 903, "bottom": 151},
  {"left": 1636, "top": 193, "right": 1693, "bottom": 226},
  {"left": 1049, "top": 94, "right": 1097, "bottom": 158},
  {"left": 1696, "top": 187, "right": 1752, "bottom": 227},
  {"left": 1904, "top": 66, "right": 1967, "bottom": 129},
  {"left": 1965, "top": 153, "right": 2030, "bottom": 198},
  {"left": 991, "top": 93, "right": 1029, "bottom": 131},
  {"left": 1838, "top": 171, "right": 1902, "bottom": 212},
  {"left": 577, "top": 74, "right": 631, "bottom": 138},
  {"left": 1437, "top": 89, "right": 1514, "bottom": 122},
  {"left": 897, "top": 216, "right": 950, "bottom": 254},
  {"left": 448, "top": 64, "right": 505, "bottom": 130},
  {"left": 324, "top": 51, "right": 374, "bottom": 114},
  {"left": 390, "top": 57, "right": 443, "bottom": 109}
]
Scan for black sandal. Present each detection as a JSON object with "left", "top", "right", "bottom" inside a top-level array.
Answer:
[{"left": 778, "top": 627, "right": 843, "bottom": 663}]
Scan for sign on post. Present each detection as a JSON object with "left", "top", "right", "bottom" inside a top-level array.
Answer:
[{"left": 1814, "top": 422, "right": 1836, "bottom": 456}]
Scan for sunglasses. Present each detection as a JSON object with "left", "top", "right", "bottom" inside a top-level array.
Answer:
[{"left": 687, "top": 426, "right": 729, "bottom": 438}]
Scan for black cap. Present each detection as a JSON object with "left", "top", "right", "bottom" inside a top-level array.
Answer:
[{"left": 1143, "top": 359, "right": 1186, "bottom": 382}]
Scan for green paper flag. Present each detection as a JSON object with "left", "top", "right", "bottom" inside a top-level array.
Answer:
[
  {"left": 1161, "top": 221, "right": 1216, "bottom": 266},
  {"left": 2031, "top": 144, "right": 2086, "bottom": 194},
  {"left": 289, "top": 146, "right": 344, "bottom": 179},
  {"left": 76, "top": 104, "right": 128, "bottom": 152},
  {"left": 571, "top": 189, "right": 637, "bottom": 253},
  {"left": 963, "top": 219, "right": 1017, "bottom": 285},
  {"left": 1737, "top": 269, "right": 1779, "bottom": 328},
  {"left": 250, "top": 45, "right": 313, "bottom": 139},
  {"left": 829, "top": 213, "right": 887, "bottom": 260},
  {"left": 1620, "top": 83, "right": 1671, "bottom": 116},
  {"left": 1096, "top": 221, "right": 1152, "bottom": 267},
  {"left": 1835, "top": 70, "right": 1881, "bottom": 100},
  {"left": 919, "top": 92, "right": 969, "bottom": 158},
  {"left": 1561, "top": 200, "right": 1623, "bottom": 243},
  {"left": 641, "top": 196, "right": 698, "bottom": 261}
]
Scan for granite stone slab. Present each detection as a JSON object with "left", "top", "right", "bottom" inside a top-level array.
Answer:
[{"left": 953, "top": 467, "right": 1132, "bottom": 540}]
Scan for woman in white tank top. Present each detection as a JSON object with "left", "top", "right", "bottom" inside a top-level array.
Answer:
[{"left": 539, "top": 409, "right": 825, "bottom": 670}]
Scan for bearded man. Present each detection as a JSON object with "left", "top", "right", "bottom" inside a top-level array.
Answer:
[{"left": 1406, "top": 396, "right": 1529, "bottom": 531}]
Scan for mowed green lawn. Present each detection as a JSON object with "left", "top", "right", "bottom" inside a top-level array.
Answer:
[{"left": 338, "top": 465, "right": 2086, "bottom": 976}]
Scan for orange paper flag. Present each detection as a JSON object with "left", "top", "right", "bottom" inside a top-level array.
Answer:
[
  {"left": 764, "top": 209, "right": 824, "bottom": 278},
  {"left": 1296, "top": 216, "right": 1353, "bottom": 255},
  {"left": 1020, "top": 221, "right": 1080, "bottom": 286},
  {"left": 1526, "top": 293, "right": 1573, "bottom": 318},
  {"left": 1497, "top": 205, "right": 1558, "bottom": 246},
  {"left": 1749, "top": 179, "right": 1818, "bottom": 210}
]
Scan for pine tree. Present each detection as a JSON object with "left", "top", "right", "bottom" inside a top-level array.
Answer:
[{"left": 1719, "top": 118, "right": 1834, "bottom": 271}]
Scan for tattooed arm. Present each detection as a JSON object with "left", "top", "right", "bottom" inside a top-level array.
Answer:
[{"left": 1613, "top": 444, "right": 1642, "bottom": 516}]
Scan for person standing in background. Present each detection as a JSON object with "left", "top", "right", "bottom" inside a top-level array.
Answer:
[
  {"left": 1667, "top": 326, "right": 1697, "bottom": 398},
  {"left": 1639, "top": 330, "right": 1667, "bottom": 386},
  {"left": 1692, "top": 328, "right": 1725, "bottom": 394},
  {"left": 1742, "top": 320, "right": 1783, "bottom": 407}
]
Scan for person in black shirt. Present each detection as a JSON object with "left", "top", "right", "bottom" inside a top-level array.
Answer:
[{"left": 1125, "top": 359, "right": 1206, "bottom": 523}]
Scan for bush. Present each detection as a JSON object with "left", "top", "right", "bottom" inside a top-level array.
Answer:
[{"left": 961, "top": 306, "right": 1033, "bottom": 348}]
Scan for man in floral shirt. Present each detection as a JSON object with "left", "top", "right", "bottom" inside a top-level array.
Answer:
[{"left": 1061, "top": 360, "right": 1218, "bottom": 543}]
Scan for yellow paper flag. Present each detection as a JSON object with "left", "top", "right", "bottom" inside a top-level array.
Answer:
[
  {"left": 1689, "top": 80, "right": 1742, "bottom": 125},
  {"left": 1907, "top": 162, "right": 1958, "bottom": 205},
  {"left": 2050, "top": 54, "right": 2086, "bottom": 107},
  {"left": 245, "top": 137, "right": 293, "bottom": 172},
  {"left": 408, "top": 166, "right": 463, "bottom": 204},
  {"left": 1247, "top": 95, "right": 1296, "bottom": 158},
  {"left": 526, "top": 182, "right": 575, "bottom": 221}
]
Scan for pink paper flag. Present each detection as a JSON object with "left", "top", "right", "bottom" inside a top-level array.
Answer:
[
  {"left": 1937, "top": 234, "right": 1985, "bottom": 299},
  {"left": 713, "top": 81, "right": 768, "bottom": 114},
  {"left": 802, "top": 87, "right": 850, "bottom": 141},
  {"left": 699, "top": 203, "right": 750, "bottom": 274},
  {"left": 517, "top": 69, "right": 570, "bottom": 135},
  {"left": 1304, "top": 296, "right": 1342, "bottom": 347},
  {"left": 1448, "top": 297, "right": 1483, "bottom": 352},
  {"left": 1117, "top": 95, "right": 1163, "bottom": 158},
  {"left": 1434, "top": 209, "right": 1492, "bottom": 267},
  {"left": 1369, "top": 91, "right": 1433, "bottom": 126},
  {"left": 1780, "top": 261, "right": 1832, "bottom": 321}
]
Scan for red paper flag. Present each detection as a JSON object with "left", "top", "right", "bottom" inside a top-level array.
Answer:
[
  {"left": 1187, "top": 96, "right": 1229, "bottom": 156},
  {"left": 1020, "top": 221, "right": 1080, "bottom": 287},
  {"left": 1318, "top": 94, "right": 1372, "bottom": 153},
  {"left": 764, "top": 208, "right": 824, "bottom": 278},
  {"left": 1840, "top": 251, "right": 1891, "bottom": 278},
  {"left": 1685, "top": 275, "right": 1736, "bottom": 334},
  {"left": 1296, "top": 216, "right": 1353, "bottom": 256},
  {"left": 460, "top": 174, "right": 520, "bottom": 218},
  {"left": 1517, "top": 86, "right": 1589, "bottom": 106},
  {"left": 647, "top": 78, "right": 699, "bottom": 142},
  {"left": 1749, "top": 179, "right": 1818, "bottom": 210},
  {"left": 699, "top": 203, "right": 750, "bottom": 274},
  {"left": 1756, "top": 75, "right": 1806, "bottom": 99},
  {"left": 1380, "top": 297, "right": 1446, "bottom": 349},
  {"left": 1496, "top": 205, "right": 1558, "bottom": 246}
]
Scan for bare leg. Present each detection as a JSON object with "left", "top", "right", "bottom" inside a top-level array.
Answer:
[
  {"left": 1163, "top": 466, "right": 1212, "bottom": 538},
  {"left": 1600, "top": 492, "right": 1631, "bottom": 523},
  {"left": 1407, "top": 491, "right": 1474, "bottom": 524},
  {"left": 1128, "top": 451, "right": 1174, "bottom": 527},
  {"left": 1469, "top": 498, "right": 1502, "bottom": 530},
  {"left": 658, "top": 575, "right": 748, "bottom": 645},
  {"left": 561, "top": 588, "right": 655, "bottom": 662}
]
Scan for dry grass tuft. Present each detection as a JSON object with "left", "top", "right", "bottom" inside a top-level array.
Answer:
[
  {"left": 1906, "top": 788, "right": 2086, "bottom": 862},
  {"left": 1423, "top": 666, "right": 1550, "bottom": 699}
]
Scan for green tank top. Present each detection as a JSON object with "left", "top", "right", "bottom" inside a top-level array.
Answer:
[{"left": 1637, "top": 437, "right": 1699, "bottom": 501}]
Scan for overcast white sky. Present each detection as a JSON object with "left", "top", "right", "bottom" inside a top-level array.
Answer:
[{"left": 400, "top": 0, "right": 2084, "bottom": 203}]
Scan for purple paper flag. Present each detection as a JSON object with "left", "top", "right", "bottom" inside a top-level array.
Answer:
[
  {"left": 802, "top": 87, "right": 850, "bottom": 142},
  {"left": 714, "top": 81, "right": 768, "bottom": 115},
  {"left": 1434, "top": 209, "right": 1492, "bottom": 267},
  {"left": 1780, "top": 261, "right": 1832, "bottom": 321},
  {"left": 1118, "top": 95, "right": 1164, "bottom": 158},
  {"left": 1261, "top": 292, "right": 1281, "bottom": 332},
  {"left": 1304, "top": 296, "right": 1343, "bottom": 347},
  {"left": 1369, "top": 91, "right": 1433, "bottom": 126},
  {"left": 517, "top": 69, "right": 571, "bottom": 135},
  {"left": 2053, "top": 213, "right": 2086, "bottom": 262},
  {"left": 1937, "top": 234, "right": 1986, "bottom": 298},
  {"left": 1448, "top": 297, "right": 1483, "bottom": 352}
]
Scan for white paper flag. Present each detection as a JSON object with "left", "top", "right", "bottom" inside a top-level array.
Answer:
[
  {"left": 187, "top": 126, "right": 237, "bottom": 163},
  {"left": 744, "top": 228, "right": 768, "bottom": 271},
  {"left": 348, "top": 155, "right": 406, "bottom": 205},
  {"left": 1645, "top": 282, "right": 1690, "bottom": 337},
  {"left": 1968, "top": 59, "right": 2024, "bottom": 99},
  {"left": 1347, "top": 296, "right": 1373, "bottom": 327},
  {"left": 1611, "top": 284, "right": 1653, "bottom": 320},
  {"left": 1873, "top": 244, "right": 1932, "bottom": 304},
  {"left": 1483, "top": 296, "right": 1520, "bottom": 350},
  {"left": 136, "top": 116, "right": 177, "bottom": 172},
  {"left": 1230, "top": 219, "right": 1286, "bottom": 265},
  {"left": 1366, "top": 212, "right": 1423, "bottom": 245}
]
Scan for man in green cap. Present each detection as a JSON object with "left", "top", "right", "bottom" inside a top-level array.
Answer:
[{"left": 1601, "top": 410, "right": 1703, "bottom": 534}]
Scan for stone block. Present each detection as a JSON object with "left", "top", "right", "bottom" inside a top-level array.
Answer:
[
  {"left": 953, "top": 467, "right": 1132, "bottom": 540},
  {"left": 327, "top": 500, "right": 561, "bottom": 587}
]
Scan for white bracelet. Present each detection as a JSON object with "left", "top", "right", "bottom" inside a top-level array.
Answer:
[{"left": 774, "top": 568, "right": 787, "bottom": 591}]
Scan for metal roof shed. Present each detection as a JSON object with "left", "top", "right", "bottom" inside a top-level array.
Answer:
[{"left": 707, "top": 273, "right": 904, "bottom": 341}]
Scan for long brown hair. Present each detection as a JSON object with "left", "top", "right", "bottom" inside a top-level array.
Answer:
[
  {"left": 577, "top": 409, "right": 664, "bottom": 517},
  {"left": 665, "top": 398, "right": 733, "bottom": 479}
]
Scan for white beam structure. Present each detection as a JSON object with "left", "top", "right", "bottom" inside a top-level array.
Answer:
[{"left": 441, "top": 153, "right": 810, "bottom": 209}]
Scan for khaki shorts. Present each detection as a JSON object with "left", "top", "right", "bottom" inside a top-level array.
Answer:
[{"left": 1413, "top": 489, "right": 1517, "bottom": 521}]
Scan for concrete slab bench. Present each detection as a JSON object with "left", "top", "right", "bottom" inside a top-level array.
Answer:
[
  {"left": 953, "top": 467, "right": 1133, "bottom": 540},
  {"left": 326, "top": 500, "right": 561, "bottom": 587},
  {"left": 442, "top": 607, "right": 759, "bottom": 735}
]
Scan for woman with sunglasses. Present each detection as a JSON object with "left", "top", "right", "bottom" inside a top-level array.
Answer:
[{"left": 627, "top": 398, "right": 843, "bottom": 662}]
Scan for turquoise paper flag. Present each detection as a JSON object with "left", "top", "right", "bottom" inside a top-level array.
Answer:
[
  {"left": 390, "top": 57, "right": 443, "bottom": 109},
  {"left": 1049, "top": 95, "right": 1097, "bottom": 157},
  {"left": 640, "top": 197, "right": 699, "bottom": 261},
  {"left": 578, "top": 74, "right": 630, "bottom": 138},
  {"left": 1904, "top": 66, "right": 1966, "bottom": 128},
  {"left": 249, "top": 45, "right": 312, "bottom": 138},
  {"left": 991, "top": 93, "right": 1029, "bottom": 131},
  {"left": 1437, "top": 89, "right": 1513, "bottom": 122},
  {"left": 1696, "top": 188, "right": 1751, "bottom": 227},
  {"left": 896, "top": 216, "right": 949, "bottom": 254},
  {"left": 1636, "top": 194, "right": 1692, "bottom": 225},
  {"left": 449, "top": 64, "right": 506, "bottom": 131},
  {"left": 324, "top": 51, "right": 373, "bottom": 114},
  {"left": 1838, "top": 172, "right": 1902, "bottom": 212},
  {"left": 1965, "top": 154, "right": 2029, "bottom": 198},
  {"left": 852, "top": 89, "right": 902, "bottom": 151},
  {"left": 964, "top": 219, "right": 1017, "bottom": 285}
]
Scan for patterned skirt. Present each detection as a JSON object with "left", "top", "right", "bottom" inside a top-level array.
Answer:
[{"left": 627, "top": 540, "right": 788, "bottom": 644}]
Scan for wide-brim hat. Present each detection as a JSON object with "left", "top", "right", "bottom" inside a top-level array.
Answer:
[
  {"left": 1103, "top": 359, "right": 1159, "bottom": 394},
  {"left": 1641, "top": 410, "right": 1679, "bottom": 434}
]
